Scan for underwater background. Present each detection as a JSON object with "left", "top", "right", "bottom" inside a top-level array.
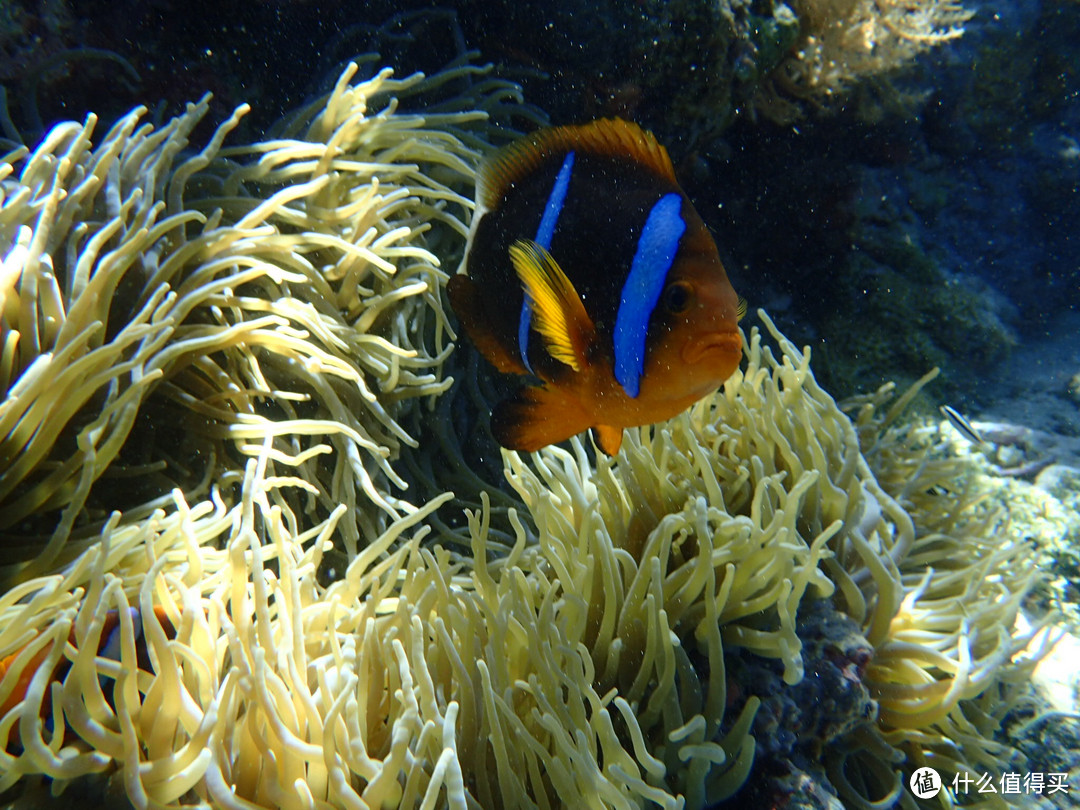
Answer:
[
  {"left": 3, "top": 0, "right": 1078, "bottom": 412},
  {"left": 0, "top": 0, "right": 1078, "bottom": 808}
]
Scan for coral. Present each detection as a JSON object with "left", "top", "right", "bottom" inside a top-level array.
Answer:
[
  {"left": 605, "top": 0, "right": 973, "bottom": 145},
  {"left": 732, "top": 598, "right": 876, "bottom": 807},
  {"left": 765, "top": 0, "right": 974, "bottom": 117}
]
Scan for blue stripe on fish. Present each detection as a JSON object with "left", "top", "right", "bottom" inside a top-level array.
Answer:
[
  {"left": 100, "top": 607, "right": 141, "bottom": 662},
  {"left": 613, "top": 193, "right": 685, "bottom": 398},
  {"left": 536, "top": 152, "right": 575, "bottom": 249},
  {"left": 518, "top": 151, "right": 576, "bottom": 372}
]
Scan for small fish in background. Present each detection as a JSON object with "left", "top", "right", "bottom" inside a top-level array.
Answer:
[
  {"left": 448, "top": 118, "right": 744, "bottom": 455},
  {"left": 939, "top": 404, "right": 986, "bottom": 446},
  {"left": 937, "top": 406, "right": 1059, "bottom": 478}
]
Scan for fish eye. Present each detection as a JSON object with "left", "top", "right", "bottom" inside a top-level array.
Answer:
[{"left": 661, "top": 281, "right": 693, "bottom": 314}]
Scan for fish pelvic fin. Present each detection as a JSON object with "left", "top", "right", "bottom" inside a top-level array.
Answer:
[
  {"left": 509, "top": 239, "right": 595, "bottom": 372},
  {"left": 491, "top": 383, "right": 592, "bottom": 452},
  {"left": 447, "top": 273, "right": 529, "bottom": 375},
  {"left": 591, "top": 424, "right": 624, "bottom": 455}
]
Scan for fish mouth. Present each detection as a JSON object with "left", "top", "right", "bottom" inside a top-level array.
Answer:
[{"left": 682, "top": 330, "right": 742, "bottom": 365}]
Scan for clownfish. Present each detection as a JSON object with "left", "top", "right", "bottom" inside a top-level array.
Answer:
[
  {"left": 447, "top": 118, "right": 744, "bottom": 455},
  {"left": 0, "top": 604, "right": 175, "bottom": 745}
]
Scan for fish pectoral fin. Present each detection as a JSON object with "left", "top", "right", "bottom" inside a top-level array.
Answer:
[
  {"left": 491, "top": 383, "right": 592, "bottom": 452},
  {"left": 447, "top": 273, "right": 529, "bottom": 375},
  {"left": 508, "top": 239, "right": 595, "bottom": 372},
  {"left": 591, "top": 424, "right": 624, "bottom": 455}
]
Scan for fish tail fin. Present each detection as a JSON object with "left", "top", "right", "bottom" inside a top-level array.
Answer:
[
  {"left": 491, "top": 383, "right": 592, "bottom": 452},
  {"left": 447, "top": 274, "right": 529, "bottom": 375}
]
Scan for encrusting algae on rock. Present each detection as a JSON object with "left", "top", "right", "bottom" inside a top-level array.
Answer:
[{"left": 0, "top": 58, "right": 1067, "bottom": 810}]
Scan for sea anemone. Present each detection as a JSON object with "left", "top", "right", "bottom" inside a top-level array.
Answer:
[{"left": 0, "top": 60, "right": 496, "bottom": 584}]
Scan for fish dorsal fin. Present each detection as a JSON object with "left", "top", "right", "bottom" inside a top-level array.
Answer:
[
  {"left": 508, "top": 239, "right": 595, "bottom": 371},
  {"left": 478, "top": 118, "right": 678, "bottom": 210}
]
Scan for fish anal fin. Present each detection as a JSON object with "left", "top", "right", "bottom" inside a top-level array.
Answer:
[
  {"left": 491, "top": 384, "right": 591, "bottom": 452},
  {"left": 509, "top": 240, "right": 594, "bottom": 371},
  {"left": 592, "top": 424, "right": 624, "bottom": 456},
  {"left": 480, "top": 118, "right": 677, "bottom": 209},
  {"left": 447, "top": 274, "right": 528, "bottom": 375}
]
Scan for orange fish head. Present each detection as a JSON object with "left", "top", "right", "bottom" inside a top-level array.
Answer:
[{"left": 640, "top": 249, "right": 742, "bottom": 404}]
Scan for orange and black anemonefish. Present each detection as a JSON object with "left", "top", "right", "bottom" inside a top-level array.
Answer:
[
  {"left": 447, "top": 118, "right": 745, "bottom": 456},
  {"left": 0, "top": 604, "right": 175, "bottom": 747}
]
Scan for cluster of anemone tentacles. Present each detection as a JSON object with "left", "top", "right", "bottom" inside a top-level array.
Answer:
[{"left": 0, "top": 57, "right": 518, "bottom": 582}]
